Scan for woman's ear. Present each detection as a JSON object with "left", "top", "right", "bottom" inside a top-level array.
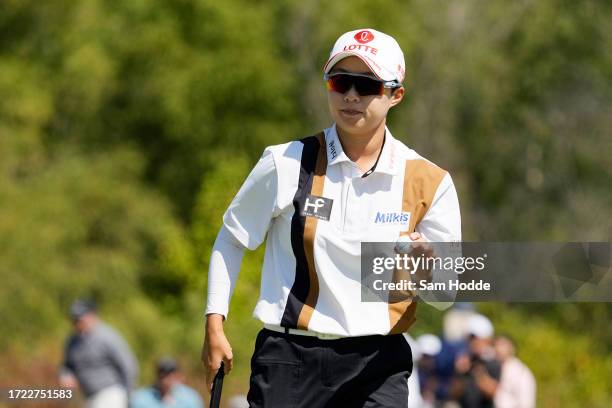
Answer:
[{"left": 389, "top": 86, "right": 405, "bottom": 107}]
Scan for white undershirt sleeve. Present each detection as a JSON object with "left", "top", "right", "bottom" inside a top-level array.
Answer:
[
  {"left": 416, "top": 173, "right": 462, "bottom": 309},
  {"left": 204, "top": 148, "right": 279, "bottom": 319},
  {"left": 205, "top": 226, "right": 247, "bottom": 318}
]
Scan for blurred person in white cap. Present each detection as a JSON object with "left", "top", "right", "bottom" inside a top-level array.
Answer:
[
  {"left": 493, "top": 335, "right": 536, "bottom": 408},
  {"left": 415, "top": 334, "right": 443, "bottom": 407},
  {"left": 451, "top": 314, "right": 501, "bottom": 408},
  {"left": 202, "top": 27, "right": 461, "bottom": 407},
  {"left": 443, "top": 302, "right": 477, "bottom": 343},
  {"left": 423, "top": 303, "right": 476, "bottom": 405}
]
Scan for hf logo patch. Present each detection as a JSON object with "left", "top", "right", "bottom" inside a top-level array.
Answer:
[{"left": 302, "top": 195, "right": 333, "bottom": 221}]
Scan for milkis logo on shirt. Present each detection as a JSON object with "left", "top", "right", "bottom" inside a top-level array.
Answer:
[
  {"left": 302, "top": 194, "right": 334, "bottom": 221},
  {"left": 374, "top": 211, "right": 411, "bottom": 228}
]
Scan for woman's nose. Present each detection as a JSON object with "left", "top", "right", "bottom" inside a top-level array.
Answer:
[{"left": 344, "top": 86, "right": 360, "bottom": 102}]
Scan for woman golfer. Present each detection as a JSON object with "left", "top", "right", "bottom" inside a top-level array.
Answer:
[{"left": 202, "top": 28, "right": 461, "bottom": 407}]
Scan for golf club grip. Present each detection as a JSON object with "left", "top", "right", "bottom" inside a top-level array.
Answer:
[{"left": 210, "top": 361, "right": 225, "bottom": 408}]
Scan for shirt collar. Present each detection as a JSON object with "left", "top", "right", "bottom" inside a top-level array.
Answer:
[
  {"left": 325, "top": 123, "right": 400, "bottom": 176},
  {"left": 375, "top": 127, "right": 400, "bottom": 176},
  {"left": 325, "top": 124, "right": 352, "bottom": 166}
]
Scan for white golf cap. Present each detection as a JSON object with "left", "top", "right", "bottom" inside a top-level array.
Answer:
[
  {"left": 323, "top": 28, "right": 406, "bottom": 84},
  {"left": 416, "top": 334, "right": 442, "bottom": 356},
  {"left": 467, "top": 314, "right": 494, "bottom": 339}
]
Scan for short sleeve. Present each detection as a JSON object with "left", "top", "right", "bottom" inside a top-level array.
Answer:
[
  {"left": 417, "top": 173, "right": 461, "bottom": 242},
  {"left": 223, "top": 148, "right": 278, "bottom": 250}
]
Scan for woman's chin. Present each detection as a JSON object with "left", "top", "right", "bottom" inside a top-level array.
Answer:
[{"left": 336, "top": 116, "right": 367, "bottom": 132}]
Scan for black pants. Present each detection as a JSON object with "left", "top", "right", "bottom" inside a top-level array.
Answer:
[{"left": 247, "top": 328, "right": 413, "bottom": 408}]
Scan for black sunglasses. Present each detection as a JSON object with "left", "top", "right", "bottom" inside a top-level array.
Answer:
[{"left": 324, "top": 73, "right": 400, "bottom": 96}]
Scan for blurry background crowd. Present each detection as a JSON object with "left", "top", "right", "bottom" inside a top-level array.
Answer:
[
  {"left": 55, "top": 300, "right": 538, "bottom": 408},
  {"left": 406, "top": 304, "right": 536, "bottom": 408},
  {"left": 1, "top": 0, "right": 611, "bottom": 407}
]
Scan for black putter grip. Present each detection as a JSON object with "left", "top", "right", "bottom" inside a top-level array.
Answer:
[{"left": 210, "top": 361, "right": 225, "bottom": 408}]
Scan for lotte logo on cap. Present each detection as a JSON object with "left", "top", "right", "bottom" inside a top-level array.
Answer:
[{"left": 354, "top": 30, "right": 374, "bottom": 44}]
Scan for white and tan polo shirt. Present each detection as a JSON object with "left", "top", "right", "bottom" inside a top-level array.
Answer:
[{"left": 206, "top": 124, "right": 461, "bottom": 336}]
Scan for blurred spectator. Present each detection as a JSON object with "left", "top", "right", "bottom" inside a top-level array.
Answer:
[
  {"left": 451, "top": 314, "right": 501, "bottom": 408},
  {"left": 435, "top": 338, "right": 468, "bottom": 404},
  {"left": 494, "top": 335, "right": 536, "bottom": 408},
  {"left": 436, "top": 304, "right": 475, "bottom": 403},
  {"left": 131, "top": 357, "right": 204, "bottom": 408},
  {"left": 443, "top": 303, "right": 477, "bottom": 342},
  {"left": 59, "top": 299, "right": 138, "bottom": 408},
  {"left": 416, "top": 334, "right": 442, "bottom": 407}
]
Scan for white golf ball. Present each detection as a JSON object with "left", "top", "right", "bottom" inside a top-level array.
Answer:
[{"left": 395, "top": 235, "right": 413, "bottom": 253}]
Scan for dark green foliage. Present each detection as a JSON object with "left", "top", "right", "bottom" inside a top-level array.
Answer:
[{"left": 1, "top": 0, "right": 611, "bottom": 405}]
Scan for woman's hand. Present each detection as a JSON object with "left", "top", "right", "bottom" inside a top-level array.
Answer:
[{"left": 201, "top": 314, "right": 233, "bottom": 392}]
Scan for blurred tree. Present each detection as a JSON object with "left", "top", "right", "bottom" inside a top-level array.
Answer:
[{"left": 1, "top": 0, "right": 611, "bottom": 405}]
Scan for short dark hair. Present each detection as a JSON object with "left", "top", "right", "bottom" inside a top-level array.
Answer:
[
  {"left": 70, "top": 299, "right": 97, "bottom": 320},
  {"left": 156, "top": 357, "right": 179, "bottom": 377}
]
